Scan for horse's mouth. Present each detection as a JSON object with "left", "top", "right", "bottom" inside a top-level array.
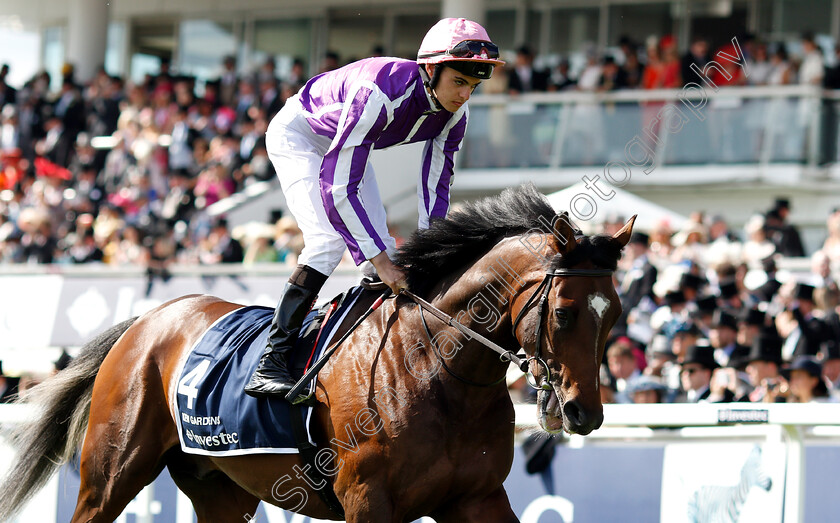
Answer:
[{"left": 537, "top": 387, "right": 564, "bottom": 434}]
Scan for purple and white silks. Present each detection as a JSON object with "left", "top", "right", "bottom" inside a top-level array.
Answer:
[{"left": 268, "top": 57, "right": 468, "bottom": 267}]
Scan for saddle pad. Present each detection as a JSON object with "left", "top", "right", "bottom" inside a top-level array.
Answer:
[{"left": 174, "top": 287, "right": 363, "bottom": 456}]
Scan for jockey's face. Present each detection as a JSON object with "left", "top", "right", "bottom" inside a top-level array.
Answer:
[{"left": 425, "top": 64, "right": 482, "bottom": 112}]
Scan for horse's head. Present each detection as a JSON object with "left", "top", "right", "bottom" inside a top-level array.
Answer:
[
  {"left": 395, "top": 185, "right": 634, "bottom": 434},
  {"left": 513, "top": 214, "right": 635, "bottom": 435}
]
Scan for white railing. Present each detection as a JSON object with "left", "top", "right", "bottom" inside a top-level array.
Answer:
[
  {"left": 514, "top": 402, "right": 840, "bottom": 523},
  {"left": 3, "top": 402, "right": 838, "bottom": 522},
  {"left": 462, "top": 84, "right": 834, "bottom": 170}
]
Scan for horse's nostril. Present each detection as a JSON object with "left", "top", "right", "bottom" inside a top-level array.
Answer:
[
  {"left": 562, "top": 399, "right": 604, "bottom": 435},
  {"left": 563, "top": 399, "right": 585, "bottom": 427}
]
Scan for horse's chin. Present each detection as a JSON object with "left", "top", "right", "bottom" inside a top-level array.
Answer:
[{"left": 537, "top": 388, "right": 565, "bottom": 434}]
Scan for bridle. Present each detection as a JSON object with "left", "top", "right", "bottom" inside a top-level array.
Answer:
[
  {"left": 405, "top": 266, "right": 614, "bottom": 389},
  {"left": 510, "top": 268, "right": 614, "bottom": 390}
]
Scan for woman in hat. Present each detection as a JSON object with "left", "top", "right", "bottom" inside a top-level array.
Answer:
[
  {"left": 246, "top": 18, "right": 504, "bottom": 398},
  {"left": 627, "top": 375, "right": 669, "bottom": 404},
  {"left": 783, "top": 356, "right": 833, "bottom": 403}
]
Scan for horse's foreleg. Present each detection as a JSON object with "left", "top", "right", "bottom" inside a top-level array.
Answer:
[
  {"left": 339, "top": 482, "right": 400, "bottom": 523},
  {"left": 168, "top": 461, "right": 260, "bottom": 523},
  {"left": 433, "top": 487, "right": 520, "bottom": 523}
]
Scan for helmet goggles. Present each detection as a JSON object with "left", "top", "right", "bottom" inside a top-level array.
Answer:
[{"left": 419, "top": 40, "right": 500, "bottom": 61}]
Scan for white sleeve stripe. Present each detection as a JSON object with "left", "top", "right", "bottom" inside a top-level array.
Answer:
[
  {"left": 425, "top": 138, "right": 445, "bottom": 217},
  {"left": 330, "top": 85, "right": 389, "bottom": 258},
  {"left": 300, "top": 101, "right": 344, "bottom": 119},
  {"left": 423, "top": 106, "right": 467, "bottom": 219}
]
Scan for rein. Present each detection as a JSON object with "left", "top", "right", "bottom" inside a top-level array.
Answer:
[
  {"left": 412, "top": 291, "right": 513, "bottom": 387},
  {"left": 403, "top": 267, "right": 614, "bottom": 390}
]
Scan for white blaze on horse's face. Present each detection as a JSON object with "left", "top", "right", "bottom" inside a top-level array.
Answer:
[
  {"left": 588, "top": 293, "right": 609, "bottom": 320},
  {"left": 588, "top": 292, "right": 610, "bottom": 385}
]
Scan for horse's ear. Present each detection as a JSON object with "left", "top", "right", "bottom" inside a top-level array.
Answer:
[
  {"left": 613, "top": 215, "right": 637, "bottom": 247},
  {"left": 551, "top": 212, "right": 577, "bottom": 255}
]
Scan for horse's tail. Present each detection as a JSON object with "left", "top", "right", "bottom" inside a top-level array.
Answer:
[{"left": 0, "top": 317, "right": 138, "bottom": 521}]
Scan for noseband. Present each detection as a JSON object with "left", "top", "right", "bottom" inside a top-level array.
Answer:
[
  {"left": 511, "top": 268, "right": 614, "bottom": 390},
  {"left": 405, "top": 267, "right": 613, "bottom": 389}
]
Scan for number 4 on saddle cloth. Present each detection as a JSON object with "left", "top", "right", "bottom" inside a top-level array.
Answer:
[{"left": 174, "top": 286, "right": 364, "bottom": 456}]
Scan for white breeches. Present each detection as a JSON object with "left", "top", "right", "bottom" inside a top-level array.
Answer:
[{"left": 266, "top": 98, "right": 397, "bottom": 276}]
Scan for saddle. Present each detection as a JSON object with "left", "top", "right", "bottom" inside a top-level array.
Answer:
[
  {"left": 173, "top": 286, "right": 365, "bottom": 457},
  {"left": 293, "top": 285, "right": 363, "bottom": 378}
]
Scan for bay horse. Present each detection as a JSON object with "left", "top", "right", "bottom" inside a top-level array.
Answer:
[{"left": 0, "top": 185, "right": 634, "bottom": 522}]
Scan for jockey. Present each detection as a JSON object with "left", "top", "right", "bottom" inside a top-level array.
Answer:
[{"left": 245, "top": 18, "right": 504, "bottom": 399}]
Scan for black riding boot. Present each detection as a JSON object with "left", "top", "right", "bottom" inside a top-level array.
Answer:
[{"left": 244, "top": 282, "right": 319, "bottom": 398}]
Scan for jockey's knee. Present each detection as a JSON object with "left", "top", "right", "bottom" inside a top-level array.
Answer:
[
  {"left": 289, "top": 264, "right": 330, "bottom": 292},
  {"left": 296, "top": 247, "right": 344, "bottom": 280}
]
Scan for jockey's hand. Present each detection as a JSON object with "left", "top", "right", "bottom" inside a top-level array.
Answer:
[{"left": 370, "top": 251, "right": 409, "bottom": 294}]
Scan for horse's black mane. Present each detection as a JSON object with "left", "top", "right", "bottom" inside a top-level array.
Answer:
[{"left": 394, "top": 184, "right": 624, "bottom": 293}]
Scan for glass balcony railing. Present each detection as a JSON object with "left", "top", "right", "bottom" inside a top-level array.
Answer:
[{"left": 459, "top": 85, "right": 830, "bottom": 170}]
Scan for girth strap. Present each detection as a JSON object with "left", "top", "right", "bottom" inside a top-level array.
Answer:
[{"left": 288, "top": 403, "right": 345, "bottom": 517}]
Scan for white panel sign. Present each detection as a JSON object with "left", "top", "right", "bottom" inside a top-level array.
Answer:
[{"left": 0, "top": 276, "right": 62, "bottom": 350}]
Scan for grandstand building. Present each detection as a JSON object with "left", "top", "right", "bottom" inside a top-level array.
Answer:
[{"left": 1, "top": 0, "right": 839, "bottom": 250}]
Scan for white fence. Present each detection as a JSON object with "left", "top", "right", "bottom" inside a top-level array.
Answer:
[
  {"left": 3, "top": 402, "right": 840, "bottom": 522},
  {"left": 516, "top": 402, "right": 840, "bottom": 523}
]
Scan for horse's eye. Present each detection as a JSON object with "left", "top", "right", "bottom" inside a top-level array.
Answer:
[{"left": 555, "top": 307, "right": 575, "bottom": 330}]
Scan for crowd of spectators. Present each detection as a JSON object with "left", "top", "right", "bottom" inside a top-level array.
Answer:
[
  {"left": 509, "top": 200, "right": 840, "bottom": 406},
  {"left": 1, "top": 45, "right": 840, "bottom": 406},
  {"left": 499, "top": 32, "right": 837, "bottom": 94},
  {"left": 1, "top": 33, "right": 837, "bottom": 271},
  {"left": 0, "top": 55, "right": 312, "bottom": 272}
]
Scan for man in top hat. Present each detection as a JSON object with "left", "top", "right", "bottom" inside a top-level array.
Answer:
[
  {"left": 691, "top": 294, "right": 718, "bottom": 331},
  {"left": 671, "top": 321, "right": 703, "bottom": 362},
  {"left": 652, "top": 325, "right": 697, "bottom": 397},
  {"left": 742, "top": 331, "right": 784, "bottom": 402},
  {"left": 677, "top": 342, "right": 734, "bottom": 402},
  {"left": 615, "top": 231, "right": 658, "bottom": 339},
  {"left": 737, "top": 308, "right": 766, "bottom": 348},
  {"left": 651, "top": 289, "right": 688, "bottom": 334},
  {"left": 646, "top": 334, "right": 676, "bottom": 378},
  {"left": 718, "top": 277, "right": 743, "bottom": 311},
  {"left": 709, "top": 309, "right": 750, "bottom": 368},
  {"left": 782, "top": 283, "right": 832, "bottom": 360},
  {"left": 766, "top": 198, "right": 805, "bottom": 258},
  {"left": 751, "top": 255, "right": 782, "bottom": 304},
  {"left": 619, "top": 232, "right": 657, "bottom": 317},
  {"left": 679, "top": 272, "right": 706, "bottom": 303}
]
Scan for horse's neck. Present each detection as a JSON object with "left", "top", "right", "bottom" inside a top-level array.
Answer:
[{"left": 429, "top": 240, "right": 542, "bottom": 390}]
